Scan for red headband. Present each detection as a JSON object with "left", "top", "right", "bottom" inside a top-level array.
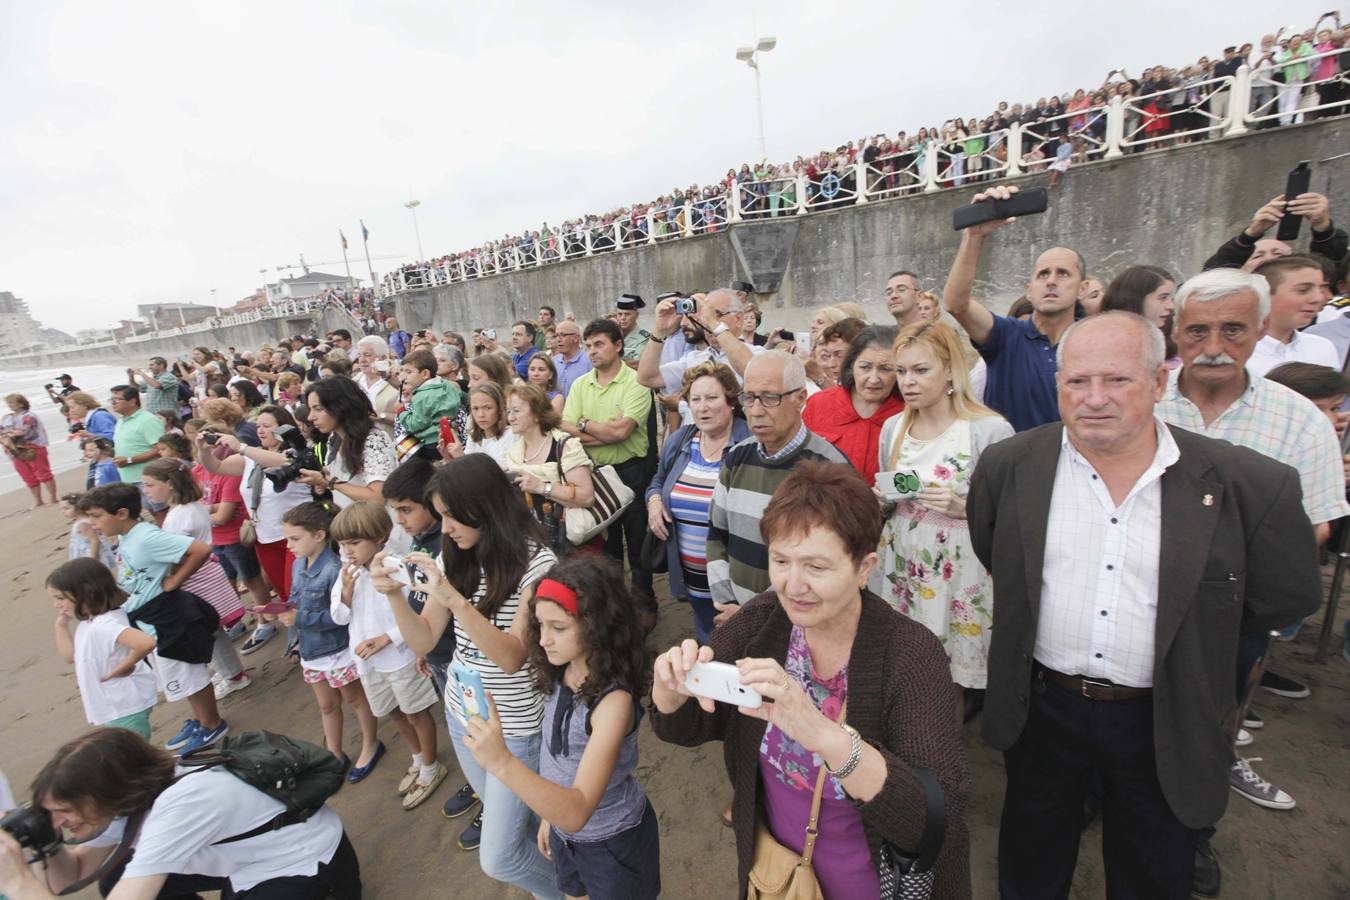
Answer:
[{"left": 534, "top": 579, "right": 578, "bottom": 616}]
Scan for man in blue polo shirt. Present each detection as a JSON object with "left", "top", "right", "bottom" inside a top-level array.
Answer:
[{"left": 943, "top": 184, "right": 1084, "bottom": 432}]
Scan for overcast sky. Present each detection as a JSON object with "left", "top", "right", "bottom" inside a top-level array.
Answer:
[{"left": 1, "top": 1, "right": 1331, "bottom": 335}]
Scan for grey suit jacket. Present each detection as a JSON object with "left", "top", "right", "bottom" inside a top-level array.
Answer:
[{"left": 968, "top": 422, "right": 1321, "bottom": 828}]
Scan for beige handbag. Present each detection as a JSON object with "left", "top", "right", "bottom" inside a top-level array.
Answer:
[{"left": 747, "top": 701, "right": 848, "bottom": 900}]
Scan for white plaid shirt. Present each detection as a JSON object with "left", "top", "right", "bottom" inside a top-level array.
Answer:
[{"left": 1159, "top": 369, "right": 1350, "bottom": 525}]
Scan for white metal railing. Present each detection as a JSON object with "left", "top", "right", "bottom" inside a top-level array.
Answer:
[
  {"left": 1120, "top": 76, "right": 1237, "bottom": 149},
  {"left": 379, "top": 62, "right": 1347, "bottom": 297},
  {"left": 736, "top": 176, "right": 796, "bottom": 221},
  {"left": 865, "top": 149, "right": 925, "bottom": 199},
  {"left": 0, "top": 297, "right": 343, "bottom": 361},
  {"left": 1015, "top": 105, "right": 1109, "bottom": 170},
  {"left": 1245, "top": 44, "right": 1349, "bottom": 127}
]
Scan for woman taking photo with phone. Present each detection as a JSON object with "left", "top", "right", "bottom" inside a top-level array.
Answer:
[
  {"left": 373, "top": 454, "right": 560, "bottom": 899},
  {"left": 651, "top": 462, "right": 971, "bottom": 900},
  {"left": 875, "top": 322, "right": 1011, "bottom": 715}
]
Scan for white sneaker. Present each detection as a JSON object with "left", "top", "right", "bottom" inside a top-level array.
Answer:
[
  {"left": 1235, "top": 728, "right": 1253, "bottom": 747},
  {"left": 1229, "top": 757, "right": 1295, "bottom": 810},
  {"left": 214, "top": 673, "right": 251, "bottom": 700}
]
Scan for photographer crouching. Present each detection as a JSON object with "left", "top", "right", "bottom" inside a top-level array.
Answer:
[{"left": 0, "top": 728, "right": 360, "bottom": 899}]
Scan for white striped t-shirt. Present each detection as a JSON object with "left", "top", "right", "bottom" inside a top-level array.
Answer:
[{"left": 446, "top": 544, "right": 555, "bottom": 736}]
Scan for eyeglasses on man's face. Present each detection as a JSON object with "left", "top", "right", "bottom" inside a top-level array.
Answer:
[{"left": 738, "top": 388, "right": 803, "bottom": 409}]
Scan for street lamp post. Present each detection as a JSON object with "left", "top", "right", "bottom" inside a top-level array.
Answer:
[
  {"left": 404, "top": 199, "right": 425, "bottom": 261},
  {"left": 735, "top": 36, "right": 777, "bottom": 163}
]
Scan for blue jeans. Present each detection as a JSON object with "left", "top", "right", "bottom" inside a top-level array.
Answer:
[{"left": 445, "top": 715, "right": 561, "bottom": 900}]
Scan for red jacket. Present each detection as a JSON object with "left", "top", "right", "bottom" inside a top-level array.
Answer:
[{"left": 801, "top": 385, "right": 904, "bottom": 480}]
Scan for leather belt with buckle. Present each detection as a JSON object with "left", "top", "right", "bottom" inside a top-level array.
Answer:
[{"left": 1036, "top": 665, "right": 1153, "bottom": 702}]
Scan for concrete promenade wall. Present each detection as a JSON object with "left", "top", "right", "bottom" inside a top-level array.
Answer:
[
  {"left": 395, "top": 118, "right": 1349, "bottom": 334},
  {"left": 0, "top": 306, "right": 365, "bottom": 372}
]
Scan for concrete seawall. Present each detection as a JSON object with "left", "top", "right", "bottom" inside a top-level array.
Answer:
[
  {"left": 394, "top": 118, "right": 1349, "bottom": 333},
  {"left": 0, "top": 305, "right": 366, "bottom": 372}
]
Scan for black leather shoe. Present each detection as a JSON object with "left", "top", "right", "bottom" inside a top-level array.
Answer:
[{"left": 1193, "top": 839, "right": 1221, "bottom": 898}]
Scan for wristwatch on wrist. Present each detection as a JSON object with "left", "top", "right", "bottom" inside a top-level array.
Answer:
[
  {"left": 544, "top": 482, "right": 553, "bottom": 498},
  {"left": 826, "top": 723, "right": 863, "bottom": 780},
  {"left": 712, "top": 322, "right": 730, "bottom": 338},
  {"left": 578, "top": 417, "right": 589, "bottom": 434}
]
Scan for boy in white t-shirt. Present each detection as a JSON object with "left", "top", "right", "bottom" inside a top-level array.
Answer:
[{"left": 328, "top": 502, "right": 447, "bottom": 810}]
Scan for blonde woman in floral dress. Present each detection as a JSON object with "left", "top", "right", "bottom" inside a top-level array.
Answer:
[{"left": 874, "top": 322, "right": 1011, "bottom": 716}]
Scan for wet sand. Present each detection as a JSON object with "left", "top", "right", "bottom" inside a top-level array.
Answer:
[{"left": 1, "top": 468, "right": 1346, "bottom": 898}]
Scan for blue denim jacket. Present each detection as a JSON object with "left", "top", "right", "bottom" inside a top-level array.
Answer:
[{"left": 290, "top": 547, "right": 348, "bottom": 660}]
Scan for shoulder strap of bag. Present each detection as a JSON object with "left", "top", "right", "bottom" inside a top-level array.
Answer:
[
  {"left": 247, "top": 459, "right": 265, "bottom": 509},
  {"left": 908, "top": 766, "right": 947, "bottom": 873},
  {"left": 799, "top": 698, "right": 848, "bottom": 866}
]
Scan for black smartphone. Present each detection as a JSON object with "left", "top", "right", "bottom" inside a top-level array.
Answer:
[
  {"left": 953, "top": 188, "right": 1050, "bottom": 231},
  {"left": 202, "top": 433, "right": 221, "bottom": 445},
  {"left": 1276, "top": 161, "right": 1312, "bottom": 242},
  {"left": 777, "top": 328, "right": 795, "bottom": 341}
]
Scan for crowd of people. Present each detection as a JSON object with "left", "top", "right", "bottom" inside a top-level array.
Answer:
[
  {"left": 385, "top": 17, "right": 1349, "bottom": 295},
  {"left": 0, "top": 145, "right": 1347, "bottom": 900}
]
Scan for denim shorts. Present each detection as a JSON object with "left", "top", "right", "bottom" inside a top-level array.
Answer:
[
  {"left": 551, "top": 799, "right": 660, "bottom": 900},
  {"left": 214, "top": 542, "right": 262, "bottom": 581}
]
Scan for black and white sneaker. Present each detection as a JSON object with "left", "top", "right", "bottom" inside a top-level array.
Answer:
[{"left": 1259, "top": 671, "right": 1310, "bottom": 699}]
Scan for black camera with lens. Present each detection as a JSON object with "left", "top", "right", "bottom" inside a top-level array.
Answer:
[
  {"left": 263, "top": 425, "right": 322, "bottom": 492},
  {"left": 44, "top": 383, "right": 54, "bottom": 390},
  {"left": 1, "top": 804, "right": 62, "bottom": 863},
  {"left": 202, "top": 432, "right": 221, "bottom": 445}
]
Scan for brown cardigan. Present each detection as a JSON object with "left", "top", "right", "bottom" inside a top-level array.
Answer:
[{"left": 650, "top": 590, "right": 972, "bottom": 899}]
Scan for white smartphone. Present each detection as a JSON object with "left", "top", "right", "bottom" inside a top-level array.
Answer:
[
  {"left": 684, "top": 661, "right": 763, "bottom": 709},
  {"left": 381, "top": 556, "right": 411, "bottom": 586}
]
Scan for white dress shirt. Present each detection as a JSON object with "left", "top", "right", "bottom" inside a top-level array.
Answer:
[
  {"left": 1035, "top": 418, "right": 1180, "bottom": 687},
  {"left": 1246, "top": 332, "right": 1339, "bottom": 378}
]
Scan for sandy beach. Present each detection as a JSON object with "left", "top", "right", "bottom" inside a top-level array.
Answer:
[{"left": 1, "top": 468, "right": 1346, "bottom": 899}]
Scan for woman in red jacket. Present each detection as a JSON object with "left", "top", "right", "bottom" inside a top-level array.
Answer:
[{"left": 801, "top": 326, "right": 904, "bottom": 480}]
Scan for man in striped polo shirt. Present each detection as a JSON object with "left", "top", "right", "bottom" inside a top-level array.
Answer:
[{"left": 706, "top": 350, "right": 848, "bottom": 627}]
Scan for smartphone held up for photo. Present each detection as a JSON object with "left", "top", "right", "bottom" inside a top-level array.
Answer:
[
  {"left": 953, "top": 187, "right": 1049, "bottom": 231},
  {"left": 1276, "top": 161, "right": 1312, "bottom": 242},
  {"left": 451, "top": 661, "right": 488, "bottom": 719},
  {"left": 684, "top": 661, "right": 763, "bottom": 709}
]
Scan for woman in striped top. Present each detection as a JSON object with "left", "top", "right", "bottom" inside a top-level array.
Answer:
[
  {"left": 377, "top": 453, "right": 561, "bottom": 900},
  {"left": 646, "top": 362, "right": 751, "bottom": 642}
]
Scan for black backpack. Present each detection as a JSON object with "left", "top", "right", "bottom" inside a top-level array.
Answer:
[{"left": 180, "top": 730, "right": 344, "bottom": 843}]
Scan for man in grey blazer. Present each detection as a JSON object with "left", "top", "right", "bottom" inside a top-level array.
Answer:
[{"left": 967, "top": 312, "right": 1321, "bottom": 899}]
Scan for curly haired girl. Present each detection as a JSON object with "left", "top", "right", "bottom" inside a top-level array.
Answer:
[{"left": 462, "top": 554, "right": 659, "bottom": 900}]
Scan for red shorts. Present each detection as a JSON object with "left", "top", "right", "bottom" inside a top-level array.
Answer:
[
  {"left": 10, "top": 446, "right": 53, "bottom": 487},
  {"left": 253, "top": 539, "right": 295, "bottom": 602}
]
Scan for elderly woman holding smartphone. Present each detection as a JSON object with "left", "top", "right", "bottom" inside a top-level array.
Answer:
[
  {"left": 874, "top": 322, "right": 1011, "bottom": 716},
  {"left": 652, "top": 462, "right": 970, "bottom": 900},
  {"left": 645, "top": 361, "right": 751, "bottom": 642}
]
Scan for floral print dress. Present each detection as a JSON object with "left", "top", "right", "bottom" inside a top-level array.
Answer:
[{"left": 876, "top": 418, "right": 993, "bottom": 688}]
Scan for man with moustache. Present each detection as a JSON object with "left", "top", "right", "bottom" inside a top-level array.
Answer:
[{"left": 1157, "top": 266, "right": 1348, "bottom": 896}]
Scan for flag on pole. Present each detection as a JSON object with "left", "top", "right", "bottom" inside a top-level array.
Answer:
[
  {"left": 340, "top": 230, "right": 348, "bottom": 250},
  {"left": 360, "top": 220, "right": 370, "bottom": 242}
]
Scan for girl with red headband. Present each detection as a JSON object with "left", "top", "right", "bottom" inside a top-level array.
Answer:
[{"left": 462, "top": 555, "right": 660, "bottom": 900}]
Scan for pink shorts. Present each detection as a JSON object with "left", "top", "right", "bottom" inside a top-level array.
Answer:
[{"left": 303, "top": 663, "right": 360, "bottom": 689}]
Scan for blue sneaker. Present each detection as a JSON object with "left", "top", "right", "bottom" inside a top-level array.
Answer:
[
  {"left": 165, "top": 719, "right": 200, "bottom": 751},
  {"left": 176, "top": 720, "right": 229, "bottom": 756}
]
